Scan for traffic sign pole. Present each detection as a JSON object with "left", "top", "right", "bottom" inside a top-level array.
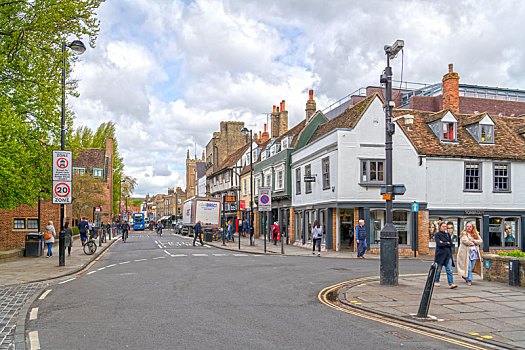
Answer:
[{"left": 53, "top": 150, "right": 72, "bottom": 267}]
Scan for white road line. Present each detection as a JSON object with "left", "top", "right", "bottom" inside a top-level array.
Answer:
[
  {"left": 192, "top": 254, "right": 208, "bottom": 256},
  {"left": 212, "top": 254, "right": 227, "bottom": 256},
  {"left": 233, "top": 254, "right": 249, "bottom": 256},
  {"left": 106, "top": 263, "right": 117, "bottom": 268},
  {"left": 29, "top": 307, "right": 38, "bottom": 320},
  {"left": 38, "top": 290, "right": 52, "bottom": 300},
  {"left": 58, "top": 277, "right": 76, "bottom": 284},
  {"left": 97, "top": 267, "right": 106, "bottom": 271},
  {"left": 171, "top": 254, "right": 187, "bottom": 257},
  {"left": 119, "top": 261, "right": 131, "bottom": 265},
  {"left": 134, "top": 259, "right": 147, "bottom": 262},
  {"left": 29, "top": 331, "right": 40, "bottom": 350},
  {"left": 164, "top": 250, "right": 171, "bottom": 256},
  {"left": 152, "top": 256, "right": 166, "bottom": 260},
  {"left": 87, "top": 271, "right": 96, "bottom": 275}
]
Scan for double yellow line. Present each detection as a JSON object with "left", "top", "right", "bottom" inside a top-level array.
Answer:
[{"left": 318, "top": 275, "right": 489, "bottom": 350}]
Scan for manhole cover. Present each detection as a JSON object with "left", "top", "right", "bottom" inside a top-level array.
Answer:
[{"left": 386, "top": 331, "right": 411, "bottom": 339}]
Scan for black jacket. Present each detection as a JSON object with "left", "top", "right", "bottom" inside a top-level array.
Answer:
[{"left": 434, "top": 230, "right": 455, "bottom": 267}]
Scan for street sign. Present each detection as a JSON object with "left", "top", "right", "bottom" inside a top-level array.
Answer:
[
  {"left": 380, "top": 184, "right": 406, "bottom": 195},
  {"left": 412, "top": 201, "right": 419, "bottom": 212},
  {"left": 123, "top": 213, "right": 127, "bottom": 219},
  {"left": 94, "top": 206, "right": 102, "bottom": 212},
  {"left": 52, "top": 181, "right": 72, "bottom": 204},
  {"left": 240, "top": 200, "right": 246, "bottom": 210},
  {"left": 224, "top": 195, "right": 236, "bottom": 202},
  {"left": 150, "top": 214, "right": 154, "bottom": 219},
  {"left": 52, "top": 150, "right": 72, "bottom": 181},
  {"left": 258, "top": 187, "right": 271, "bottom": 212},
  {"left": 303, "top": 176, "right": 316, "bottom": 182}
]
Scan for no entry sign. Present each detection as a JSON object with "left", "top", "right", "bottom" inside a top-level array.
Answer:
[{"left": 52, "top": 181, "right": 72, "bottom": 204}]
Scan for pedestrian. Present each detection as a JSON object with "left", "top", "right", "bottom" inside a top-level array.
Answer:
[
  {"left": 226, "top": 220, "right": 234, "bottom": 242},
  {"left": 43, "top": 220, "right": 56, "bottom": 257},
  {"left": 242, "top": 219, "right": 249, "bottom": 237},
  {"left": 355, "top": 219, "right": 367, "bottom": 259},
  {"left": 271, "top": 221, "right": 280, "bottom": 245},
  {"left": 434, "top": 221, "right": 458, "bottom": 289},
  {"left": 88, "top": 219, "right": 94, "bottom": 239},
  {"left": 312, "top": 220, "right": 322, "bottom": 256},
  {"left": 193, "top": 221, "right": 204, "bottom": 246},
  {"left": 64, "top": 221, "right": 73, "bottom": 256},
  {"left": 78, "top": 217, "right": 89, "bottom": 246},
  {"left": 457, "top": 222, "right": 483, "bottom": 286},
  {"left": 106, "top": 222, "right": 111, "bottom": 236},
  {"left": 121, "top": 221, "right": 130, "bottom": 242}
]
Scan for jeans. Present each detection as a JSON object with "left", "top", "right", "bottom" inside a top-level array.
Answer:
[
  {"left": 226, "top": 231, "right": 233, "bottom": 241},
  {"left": 80, "top": 232, "right": 87, "bottom": 243},
  {"left": 357, "top": 239, "right": 367, "bottom": 257},
  {"left": 467, "top": 258, "right": 476, "bottom": 281},
  {"left": 435, "top": 257, "right": 454, "bottom": 285},
  {"left": 193, "top": 232, "right": 203, "bottom": 245},
  {"left": 313, "top": 238, "right": 321, "bottom": 252},
  {"left": 46, "top": 242, "right": 53, "bottom": 256}
]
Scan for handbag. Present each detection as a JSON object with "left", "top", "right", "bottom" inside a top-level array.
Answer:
[{"left": 44, "top": 229, "right": 52, "bottom": 240}]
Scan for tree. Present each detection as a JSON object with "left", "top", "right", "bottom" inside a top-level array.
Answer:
[
  {"left": 131, "top": 199, "right": 143, "bottom": 208},
  {"left": 0, "top": 0, "right": 103, "bottom": 209},
  {"left": 72, "top": 172, "right": 104, "bottom": 220}
]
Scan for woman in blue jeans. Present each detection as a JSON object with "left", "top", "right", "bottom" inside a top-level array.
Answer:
[
  {"left": 434, "top": 222, "right": 457, "bottom": 289},
  {"left": 44, "top": 221, "right": 56, "bottom": 257}
]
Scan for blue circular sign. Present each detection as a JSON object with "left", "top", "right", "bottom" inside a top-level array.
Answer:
[{"left": 260, "top": 195, "right": 269, "bottom": 204}]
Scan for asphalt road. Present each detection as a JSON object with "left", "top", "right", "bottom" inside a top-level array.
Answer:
[{"left": 28, "top": 231, "right": 467, "bottom": 349}]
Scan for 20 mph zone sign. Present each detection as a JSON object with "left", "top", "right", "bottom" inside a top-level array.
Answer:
[{"left": 52, "top": 150, "right": 72, "bottom": 204}]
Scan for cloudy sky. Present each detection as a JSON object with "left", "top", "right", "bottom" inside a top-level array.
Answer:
[{"left": 69, "top": 0, "right": 525, "bottom": 197}]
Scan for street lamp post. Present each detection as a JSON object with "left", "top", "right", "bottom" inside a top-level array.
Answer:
[
  {"left": 379, "top": 39, "right": 404, "bottom": 286},
  {"left": 59, "top": 40, "right": 86, "bottom": 267},
  {"left": 241, "top": 128, "right": 254, "bottom": 246},
  {"left": 119, "top": 179, "right": 125, "bottom": 223}
]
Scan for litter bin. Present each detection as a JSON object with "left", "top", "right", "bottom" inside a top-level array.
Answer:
[
  {"left": 204, "top": 232, "right": 213, "bottom": 242},
  {"left": 509, "top": 259, "right": 520, "bottom": 286},
  {"left": 25, "top": 233, "right": 43, "bottom": 257}
]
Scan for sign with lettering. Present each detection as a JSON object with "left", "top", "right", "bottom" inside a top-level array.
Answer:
[
  {"left": 52, "top": 181, "right": 72, "bottom": 204},
  {"left": 240, "top": 200, "right": 246, "bottom": 210},
  {"left": 52, "top": 150, "right": 72, "bottom": 181},
  {"left": 464, "top": 210, "right": 483, "bottom": 215},
  {"left": 224, "top": 196, "right": 236, "bottom": 202}
]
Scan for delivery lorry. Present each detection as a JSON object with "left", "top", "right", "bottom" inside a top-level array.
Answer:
[{"left": 182, "top": 197, "right": 222, "bottom": 236}]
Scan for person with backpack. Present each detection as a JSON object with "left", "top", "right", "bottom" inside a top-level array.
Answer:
[
  {"left": 271, "top": 221, "right": 280, "bottom": 245},
  {"left": 355, "top": 219, "right": 367, "bottom": 259},
  {"left": 121, "top": 221, "right": 130, "bottom": 242},
  {"left": 78, "top": 217, "right": 89, "bottom": 246},
  {"left": 312, "top": 220, "right": 323, "bottom": 256},
  {"left": 43, "top": 220, "right": 56, "bottom": 257}
]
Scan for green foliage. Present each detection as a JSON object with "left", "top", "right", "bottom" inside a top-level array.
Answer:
[
  {"left": 72, "top": 226, "right": 80, "bottom": 236},
  {"left": 0, "top": 0, "right": 103, "bottom": 210},
  {"left": 498, "top": 250, "right": 525, "bottom": 258},
  {"left": 131, "top": 199, "right": 143, "bottom": 208},
  {"left": 72, "top": 172, "right": 104, "bottom": 220}
]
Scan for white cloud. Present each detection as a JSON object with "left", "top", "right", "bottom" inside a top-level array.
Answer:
[{"left": 69, "top": 0, "right": 525, "bottom": 196}]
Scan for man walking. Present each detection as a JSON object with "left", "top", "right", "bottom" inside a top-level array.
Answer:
[
  {"left": 434, "top": 221, "right": 458, "bottom": 289},
  {"left": 78, "top": 217, "right": 89, "bottom": 246},
  {"left": 121, "top": 221, "right": 130, "bottom": 242},
  {"left": 271, "top": 221, "right": 280, "bottom": 245},
  {"left": 193, "top": 221, "right": 204, "bottom": 246},
  {"left": 355, "top": 219, "right": 367, "bottom": 259},
  {"left": 226, "top": 220, "right": 234, "bottom": 242}
]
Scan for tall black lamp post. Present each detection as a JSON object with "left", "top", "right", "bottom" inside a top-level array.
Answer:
[
  {"left": 241, "top": 127, "right": 254, "bottom": 246},
  {"left": 59, "top": 40, "right": 86, "bottom": 267},
  {"left": 379, "top": 39, "right": 404, "bottom": 285},
  {"left": 119, "top": 179, "right": 125, "bottom": 222}
]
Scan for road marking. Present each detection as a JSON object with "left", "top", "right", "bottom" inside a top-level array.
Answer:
[
  {"left": 59, "top": 277, "right": 76, "bottom": 284},
  {"left": 97, "top": 267, "right": 106, "bottom": 271},
  {"left": 38, "top": 290, "right": 52, "bottom": 300},
  {"left": 318, "top": 275, "right": 489, "bottom": 350},
  {"left": 233, "top": 254, "right": 249, "bottom": 256},
  {"left": 213, "top": 254, "right": 227, "bottom": 256},
  {"left": 106, "top": 264, "right": 117, "bottom": 268},
  {"left": 119, "top": 261, "right": 131, "bottom": 265},
  {"left": 87, "top": 271, "right": 96, "bottom": 275},
  {"left": 164, "top": 250, "right": 171, "bottom": 256},
  {"left": 29, "top": 331, "right": 40, "bottom": 350},
  {"left": 171, "top": 254, "right": 187, "bottom": 257},
  {"left": 152, "top": 256, "right": 166, "bottom": 260},
  {"left": 192, "top": 254, "right": 208, "bottom": 256},
  {"left": 29, "top": 307, "right": 38, "bottom": 320},
  {"left": 134, "top": 259, "right": 147, "bottom": 262}
]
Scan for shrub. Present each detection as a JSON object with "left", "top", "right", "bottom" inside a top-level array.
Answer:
[
  {"left": 72, "top": 226, "right": 80, "bottom": 236},
  {"left": 498, "top": 250, "right": 525, "bottom": 258}
]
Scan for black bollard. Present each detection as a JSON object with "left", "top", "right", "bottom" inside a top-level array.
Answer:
[
  {"left": 417, "top": 263, "right": 438, "bottom": 318},
  {"left": 59, "top": 230, "right": 66, "bottom": 266},
  {"left": 99, "top": 229, "right": 102, "bottom": 247}
]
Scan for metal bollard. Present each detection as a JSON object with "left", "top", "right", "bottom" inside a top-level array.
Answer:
[
  {"left": 108, "top": 227, "right": 111, "bottom": 240},
  {"left": 98, "top": 229, "right": 102, "bottom": 247},
  {"left": 417, "top": 263, "right": 438, "bottom": 318}
]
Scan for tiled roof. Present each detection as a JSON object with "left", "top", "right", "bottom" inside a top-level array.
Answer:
[
  {"left": 394, "top": 109, "right": 525, "bottom": 160},
  {"left": 308, "top": 94, "right": 377, "bottom": 144}
]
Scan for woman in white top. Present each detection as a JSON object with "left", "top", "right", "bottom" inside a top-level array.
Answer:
[
  {"left": 312, "top": 220, "right": 323, "bottom": 257},
  {"left": 44, "top": 220, "right": 56, "bottom": 257},
  {"left": 457, "top": 222, "right": 483, "bottom": 286}
]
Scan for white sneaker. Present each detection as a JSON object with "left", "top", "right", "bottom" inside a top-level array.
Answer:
[{"left": 318, "top": 253, "right": 321, "bottom": 257}]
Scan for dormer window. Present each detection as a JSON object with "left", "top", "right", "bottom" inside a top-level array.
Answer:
[
  {"left": 480, "top": 125, "right": 494, "bottom": 143},
  {"left": 281, "top": 137, "right": 289, "bottom": 150},
  {"left": 465, "top": 114, "right": 495, "bottom": 144},
  {"left": 442, "top": 122, "right": 456, "bottom": 141},
  {"left": 429, "top": 111, "right": 458, "bottom": 142}
]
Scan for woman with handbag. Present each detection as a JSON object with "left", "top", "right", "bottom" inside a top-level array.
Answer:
[
  {"left": 43, "top": 220, "right": 56, "bottom": 257},
  {"left": 457, "top": 222, "right": 483, "bottom": 286}
]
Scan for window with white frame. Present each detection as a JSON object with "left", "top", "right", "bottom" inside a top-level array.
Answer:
[
  {"left": 93, "top": 168, "right": 103, "bottom": 178},
  {"left": 480, "top": 125, "right": 494, "bottom": 143},
  {"left": 442, "top": 122, "right": 456, "bottom": 141},
  {"left": 265, "top": 173, "right": 272, "bottom": 189},
  {"left": 322, "top": 157, "right": 330, "bottom": 190},
  {"left": 305, "top": 165, "right": 312, "bottom": 194},
  {"left": 281, "top": 137, "right": 289, "bottom": 150},
  {"left": 243, "top": 179, "right": 247, "bottom": 195},
  {"left": 73, "top": 167, "right": 85, "bottom": 175},
  {"left": 295, "top": 168, "right": 301, "bottom": 195},
  {"left": 464, "top": 162, "right": 481, "bottom": 191},
  {"left": 13, "top": 218, "right": 25, "bottom": 229},
  {"left": 360, "top": 159, "right": 384, "bottom": 184},
  {"left": 225, "top": 172, "right": 230, "bottom": 183},
  {"left": 493, "top": 163, "right": 510, "bottom": 192},
  {"left": 276, "top": 170, "right": 284, "bottom": 190}
]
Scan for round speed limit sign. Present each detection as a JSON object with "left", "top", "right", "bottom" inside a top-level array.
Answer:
[
  {"left": 52, "top": 181, "right": 72, "bottom": 203},
  {"left": 54, "top": 182, "right": 71, "bottom": 197}
]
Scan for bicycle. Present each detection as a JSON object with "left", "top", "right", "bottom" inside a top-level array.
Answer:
[
  {"left": 83, "top": 234, "right": 97, "bottom": 255},
  {"left": 99, "top": 229, "right": 107, "bottom": 244},
  {"left": 122, "top": 229, "right": 128, "bottom": 242}
]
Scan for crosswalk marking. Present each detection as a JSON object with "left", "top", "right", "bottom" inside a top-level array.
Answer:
[{"left": 192, "top": 253, "right": 208, "bottom": 256}]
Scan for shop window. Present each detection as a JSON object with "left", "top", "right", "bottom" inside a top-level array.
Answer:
[
  {"left": 504, "top": 218, "right": 518, "bottom": 248},
  {"left": 464, "top": 162, "right": 481, "bottom": 191},
  {"left": 428, "top": 217, "right": 441, "bottom": 248},
  {"left": 305, "top": 165, "right": 312, "bottom": 194},
  {"left": 360, "top": 159, "right": 384, "bottom": 185},
  {"left": 371, "top": 210, "right": 385, "bottom": 245},
  {"left": 322, "top": 157, "right": 330, "bottom": 190},
  {"left": 13, "top": 218, "right": 25, "bottom": 229},
  {"left": 393, "top": 211, "right": 410, "bottom": 245},
  {"left": 490, "top": 217, "right": 519, "bottom": 248},
  {"left": 295, "top": 168, "right": 301, "bottom": 195},
  {"left": 493, "top": 163, "right": 510, "bottom": 192},
  {"left": 27, "top": 218, "right": 39, "bottom": 230}
]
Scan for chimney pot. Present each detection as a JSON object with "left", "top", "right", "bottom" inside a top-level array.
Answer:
[
  {"left": 264, "top": 123, "right": 267, "bottom": 132},
  {"left": 309, "top": 89, "right": 314, "bottom": 100},
  {"left": 273, "top": 105, "right": 276, "bottom": 113},
  {"left": 282, "top": 100, "right": 285, "bottom": 111},
  {"left": 449, "top": 63, "right": 453, "bottom": 73},
  {"left": 276, "top": 106, "right": 279, "bottom": 112},
  {"left": 259, "top": 131, "right": 262, "bottom": 139}
]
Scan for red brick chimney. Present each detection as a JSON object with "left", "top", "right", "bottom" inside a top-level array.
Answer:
[
  {"left": 442, "top": 64, "right": 459, "bottom": 114},
  {"left": 305, "top": 89, "right": 316, "bottom": 120},
  {"left": 261, "top": 123, "right": 269, "bottom": 142}
]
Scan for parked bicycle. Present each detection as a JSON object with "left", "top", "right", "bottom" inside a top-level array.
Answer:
[{"left": 83, "top": 233, "right": 97, "bottom": 255}]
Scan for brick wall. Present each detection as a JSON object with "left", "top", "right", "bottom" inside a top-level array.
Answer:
[
  {"left": 254, "top": 210, "right": 259, "bottom": 238},
  {"left": 418, "top": 210, "right": 430, "bottom": 255},
  {"left": 330, "top": 209, "right": 337, "bottom": 251},
  {"left": 483, "top": 254, "right": 525, "bottom": 287},
  {"left": 0, "top": 200, "right": 60, "bottom": 251}
]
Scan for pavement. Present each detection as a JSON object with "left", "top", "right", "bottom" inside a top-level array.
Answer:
[{"left": 342, "top": 274, "right": 525, "bottom": 349}]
